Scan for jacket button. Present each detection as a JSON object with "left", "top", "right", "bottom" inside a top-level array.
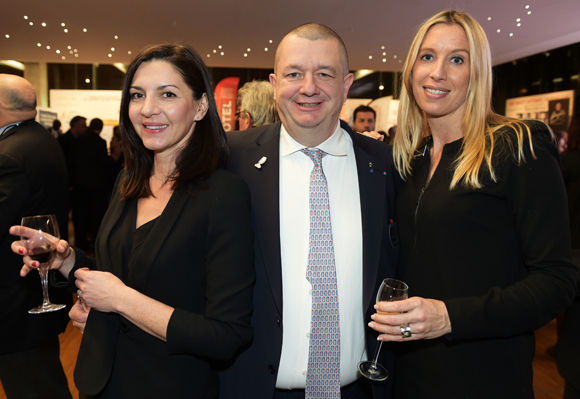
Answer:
[
  {"left": 268, "top": 365, "right": 276, "bottom": 374},
  {"left": 276, "top": 317, "right": 281, "bottom": 327}
]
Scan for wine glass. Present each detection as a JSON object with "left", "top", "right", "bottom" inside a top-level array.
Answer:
[
  {"left": 358, "top": 278, "right": 409, "bottom": 381},
  {"left": 20, "top": 214, "right": 66, "bottom": 314}
]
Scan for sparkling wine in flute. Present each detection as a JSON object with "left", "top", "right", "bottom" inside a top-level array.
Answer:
[
  {"left": 21, "top": 215, "right": 66, "bottom": 314},
  {"left": 358, "top": 278, "right": 409, "bottom": 381}
]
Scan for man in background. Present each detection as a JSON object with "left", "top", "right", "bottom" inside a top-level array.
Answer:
[
  {"left": 0, "top": 74, "right": 72, "bottom": 399},
  {"left": 352, "top": 105, "right": 376, "bottom": 134}
]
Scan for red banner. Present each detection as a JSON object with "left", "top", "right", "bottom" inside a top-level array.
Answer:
[{"left": 214, "top": 77, "right": 240, "bottom": 132}]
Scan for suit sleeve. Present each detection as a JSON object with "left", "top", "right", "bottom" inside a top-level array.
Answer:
[
  {"left": 166, "top": 175, "right": 255, "bottom": 361},
  {"left": 445, "top": 124, "right": 577, "bottom": 339},
  {"left": 0, "top": 153, "right": 28, "bottom": 244}
]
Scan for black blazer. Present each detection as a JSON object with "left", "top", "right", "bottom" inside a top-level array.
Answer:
[
  {"left": 219, "top": 121, "right": 400, "bottom": 398},
  {"left": 65, "top": 169, "right": 255, "bottom": 398},
  {"left": 0, "top": 119, "right": 71, "bottom": 355}
]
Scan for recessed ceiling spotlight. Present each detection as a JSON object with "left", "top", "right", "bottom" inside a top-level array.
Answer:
[
  {"left": 244, "top": 53, "right": 248, "bottom": 57},
  {"left": 369, "top": 55, "right": 372, "bottom": 59},
  {"left": 487, "top": 17, "right": 491, "bottom": 20},
  {"left": 379, "top": 85, "right": 384, "bottom": 90},
  {"left": 509, "top": 33, "right": 514, "bottom": 36},
  {"left": 67, "top": 46, "right": 71, "bottom": 49},
  {"left": 64, "top": 29, "right": 68, "bottom": 33},
  {"left": 218, "top": 45, "right": 222, "bottom": 49},
  {"left": 114, "top": 35, "right": 118, "bottom": 39},
  {"left": 497, "top": 29, "right": 501, "bottom": 33},
  {"left": 382, "top": 52, "right": 386, "bottom": 56},
  {"left": 382, "top": 59, "right": 386, "bottom": 62},
  {"left": 85, "top": 79, "right": 90, "bottom": 83},
  {"left": 37, "top": 43, "right": 41, "bottom": 46},
  {"left": 128, "top": 51, "right": 131, "bottom": 55},
  {"left": 111, "top": 47, "right": 115, "bottom": 51},
  {"left": 247, "top": 48, "right": 251, "bottom": 52},
  {"left": 393, "top": 55, "right": 397, "bottom": 59},
  {"left": 56, "top": 50, "right": 60, "bottom": 54},
  {"left": 108, "top": 54, "right": 112, "bottom": 57},
  {"left": 527, "top": 11, "right": 531, "bottom": 14},
  {"left": 62, "top": 56, "right": 66, "bottom": 60},
  {"left": 69, "top": 51, "right": 73, "bottom": 54},
  {"left": 399, "top": 60, "right": 402, "bottom": 63},
  {"left": 220, "top": 52, "right": 224, "bottom": 55},
  {"left": 83, "top": 28, "right": 87, "bottom": 32},
  {"left": 75, "top": 54, "right": 78, "bottom": 57},
  {"left": 29, "top": 22, "right": 33, "bottom": 26},
  {"left": 61, "top": 23, "right": 65, "bottom": 27},
  {"left": 206, "top": 54, "right": 210, "bottom": 58},
  {"left": 265, "top": 48, "right": 268, "bottom": 51},
  {"left": 5, "top": 35, "right": 9, "bottom": 39},
  {"left": 24, "top": 16, "right": 28, "bottom": 19},
  {"left": 74, "top": 49, "right": 77, "bottom": 52},
  {"left": 381, "top": 46, "right": 385, "bottom": 50},
  {"left": 516, "top": 18, "right": 521, "bottom": 22},
  {"left": 213, "top": 49, "right": 216, "bottom": 53},
  {"left": 525, "top": 5, "right": 530, "bottom": 9},
  {"left": 42, "top": 22, "right": 46, "bottom": 27},
  {"left": 517, "top": 23, "right": 521, "bottom": 27},
  {"left": 269, "top": 40, "right": 273, "bottom": 43},
  {"left": 46, "top": 45, "right": 50, "bottom": 49}
]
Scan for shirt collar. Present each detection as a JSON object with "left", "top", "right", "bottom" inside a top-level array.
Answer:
[
  {"left": 280, "top": 121, "right": 348, "bottom": 157},
  {"left": 0, "top": 121, "right": 23, "bottom": 136}
]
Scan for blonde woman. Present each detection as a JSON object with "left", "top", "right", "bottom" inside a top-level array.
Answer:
[{"left": 368, "top": 10, "right": 576, "bottom": 398}]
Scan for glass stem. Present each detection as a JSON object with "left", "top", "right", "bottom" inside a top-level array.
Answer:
[
  {"left": 370, "top": 341, "right": 383, "bottom": 369},
  {"left": 39, "top": 266, "right": 50, "bottom": 306}
]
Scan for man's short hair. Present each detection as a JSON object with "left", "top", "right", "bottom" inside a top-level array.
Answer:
[
  {"left": 3, "top": 89, "right": 36, "bottom": 112},
  {"left": 237, "top": 81, "right": 279, "bottom": 128},
  {"left": 274, "top": 23, "right": 349, "bottom": 76},
  {"left": 353, "top": 105, "right": 376, "bottom": 120},
  {"left": 89, "top": 118, "right": 104, "bottom": 131},
  {"left": 70, "top": 115, "right": 86, "bottom": 128}
]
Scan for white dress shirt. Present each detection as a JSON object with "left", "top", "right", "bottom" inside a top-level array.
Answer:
[{"left": 276, "top": 122, "right": 366, "bottom": 389}]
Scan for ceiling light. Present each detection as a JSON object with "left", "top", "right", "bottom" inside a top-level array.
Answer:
[
  {"left": 64, "top": 29, "right": 68, "bottom": 33},
  {"left": 74, "top": 49, "right": 77, "bottom": 52},
  {"left": 269, "top": 40, "right": 272, "bottom": 43},
  {"left": 37, "top": 43, "right": 41, "bottom": 46},
  {"left": 206, "top": 54, "right": 210, "bottom": 58},
  {"left": 264, "top": 48, "right": 268, "bottom": 51},
  {"left": 46, "top": 45, "right": 50, "bottom": 49},
  {"left": 379, "top": 85, "right": 384, "bottom": 90},
  {"left": 220, "top": 52, "right": 224, "bottom": 55},
  {"left": 382, "top": 59, "right": 386, "bottom": 62},
  {"left": 61, "top": 23, "right": 65, "bottom": 27},
  {"left": 24, "top": 16, "right": 28, "bottom": 19},
  {"left": 218, "top": 45, "right": 222, "bottom": 49},
  {"left": 114, "top": 35, "right": 118, "bottom": 39},
  {"left": 487, "top": 17, "right": 491, "bottom": 20},
  {"left": 70, "top": 51, "right": 73, "bottom": 54},
  {"left": 516, "top": 18, "right": 521, "bottom": 22},
  {"left": 393, "top": 55, "right": 397, "bottom": 59},
  {"left": 527, "top": 11, "right": 531, "bottom": 14},
  {"left": 111, "top": 47, "right": 115, "bottom": 51},
  {"left": 108, "top": 54, "right": 112, "bottom": 57},
  {"left": 509, "top": 33, "right": 514, "bottom": 36},
  {"left": 75, "top": 54, "right": 78, "bottom": 57},
  {"left": 67, "top": 46, "right": 71, "bottom": 49},
  {"left": 213, "top": 49, "right": 216, "bottom": 53},
  {"left": 382, "top": 52, "right": 386, "bottom": 56},
  {"left": 368, "top": 55, "right": 372, "bottom": 59},
  {"left": 56, "top": 50, "right": 60, "bottom": 54},
  {"left": 5, "top": 35, "right": 9, "bottom": 39},
  {"left": 85, "top": 79, "right": 90, "bottom": 83},
  {"left": 29, "top": 22, "right": 33, "bottom": 26},
  {"left": 127, "top": 51, "right": 131, "bottom": 55},
  {"left": 517, "top": 23, "right": 521, "bottom": 27},
  {"left": 381, "top": 46, "right": 385, "bottom": 50},
  {"left": 61, "top": 56, "right": 65, "bottom": 60},
  {"left": 497, "top": 29, "right": 501, "bottom": 33},
  {"left": 247, "top": 48, "right": 251, "bottom": 52},
  {"left": 42, "top": 23, "right": 46, "bottom": 27},
  {"left": 83, "top": 28, "right": 87, "bottom": 32},
  {"left": 525, "top": 5, "right": 530, "bottom": 9},
  {"left": 244, "top": 53, "right": 248, "bottom": 57}
]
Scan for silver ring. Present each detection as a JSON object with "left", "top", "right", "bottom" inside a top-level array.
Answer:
[
  {"left": 77, "top": 289, "right": 83, "bottom": 300},
  {"left": 401, "top": 324, "right": 412, "bottom": 338}
]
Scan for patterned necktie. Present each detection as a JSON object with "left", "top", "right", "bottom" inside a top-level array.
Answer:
[{"left": 301, "top": 148, "right": 341, "bottom": 399}]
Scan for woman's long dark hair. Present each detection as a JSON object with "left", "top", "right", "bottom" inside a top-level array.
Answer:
[{"left": 119, "top": 43, "right": 228, "bottom": 199}]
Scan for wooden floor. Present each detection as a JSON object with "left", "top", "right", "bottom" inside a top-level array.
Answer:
[{"left": 0, "top": 319, "right": 566, "bottom": 398}]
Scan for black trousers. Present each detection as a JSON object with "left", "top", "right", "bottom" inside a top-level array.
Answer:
[
  {"left": 274, "top": 378, "right": 373, "bottom": 399},
  {"left": 0, "top": 336, "right": 72, "bottom": 399}
]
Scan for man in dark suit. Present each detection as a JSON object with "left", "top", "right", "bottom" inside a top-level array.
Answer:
[
  {"left": 220, "top": 24, "right": 399, "bottom": 399},
  {"left": 0, "top": 74, "right": 72, "bottom": 398}
]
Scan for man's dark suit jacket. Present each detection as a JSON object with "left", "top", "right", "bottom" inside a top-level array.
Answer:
[
  {"left": 220, "top": 120, "right": 400, "bottom": 398},
  {"left": 0, "top": 119, "right": 71, "bottom": 355}
]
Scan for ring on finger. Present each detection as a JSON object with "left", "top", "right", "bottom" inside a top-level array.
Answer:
[
  {"left": 400, "top": 324, "right": 412, "bottom": 338},
  {"left": 77, "top": 289, "right": 83, "bottom": 300}
]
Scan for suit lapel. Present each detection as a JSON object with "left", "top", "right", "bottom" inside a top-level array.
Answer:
[
  {"left": 346, "top": 124, "right": 388, "bottom": 308},
  {"left": 246, "top": 124, "right": 283, "bottom": 314},
  {"left": 96, "top": 189, "right": 127, "bottom": 277}
]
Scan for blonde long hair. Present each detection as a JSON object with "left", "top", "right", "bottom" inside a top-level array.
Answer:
[{"left": 393, "top": 10, "right": 536, "bottom": 189}]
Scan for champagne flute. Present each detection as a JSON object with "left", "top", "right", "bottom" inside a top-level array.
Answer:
[
  {"left": 21, "top": 215, "right": 66, "bottom": 314},
  {"left": 358, "top": 278, "right": 409, "bottom": 381}
]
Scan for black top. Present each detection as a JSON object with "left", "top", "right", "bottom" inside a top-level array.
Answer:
[
  {"left": 394, "top": 122, "right": 577, "bottom": 398},
  {"left": 562, "top": 150, "right": 580, "bottom": 249}
]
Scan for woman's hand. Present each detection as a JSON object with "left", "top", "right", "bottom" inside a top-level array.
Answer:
[
  {"left": 74, "top": 268, "right": 127, "bottom": 313},
  {"left": 69, "top": 299, "right": 90, "bottom": 334},
  {"left": 368, "top": 296, "right": 452, "bottom": 341},
  {"left": 9, "top": 225, "right": 75, "bottom": 277}
]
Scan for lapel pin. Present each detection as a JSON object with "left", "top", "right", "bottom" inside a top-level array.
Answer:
[{"left": 254, "top": 156, "right": 267, "bottom": 169}]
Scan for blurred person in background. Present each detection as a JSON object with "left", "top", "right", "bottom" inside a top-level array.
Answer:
[{"left": 236, "top": 80, "right": 279, "bottom": 131}]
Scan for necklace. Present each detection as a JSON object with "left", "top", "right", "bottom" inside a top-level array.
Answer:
[{"left": 151, "top": 174, "right": 169, "bottom": 185}]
